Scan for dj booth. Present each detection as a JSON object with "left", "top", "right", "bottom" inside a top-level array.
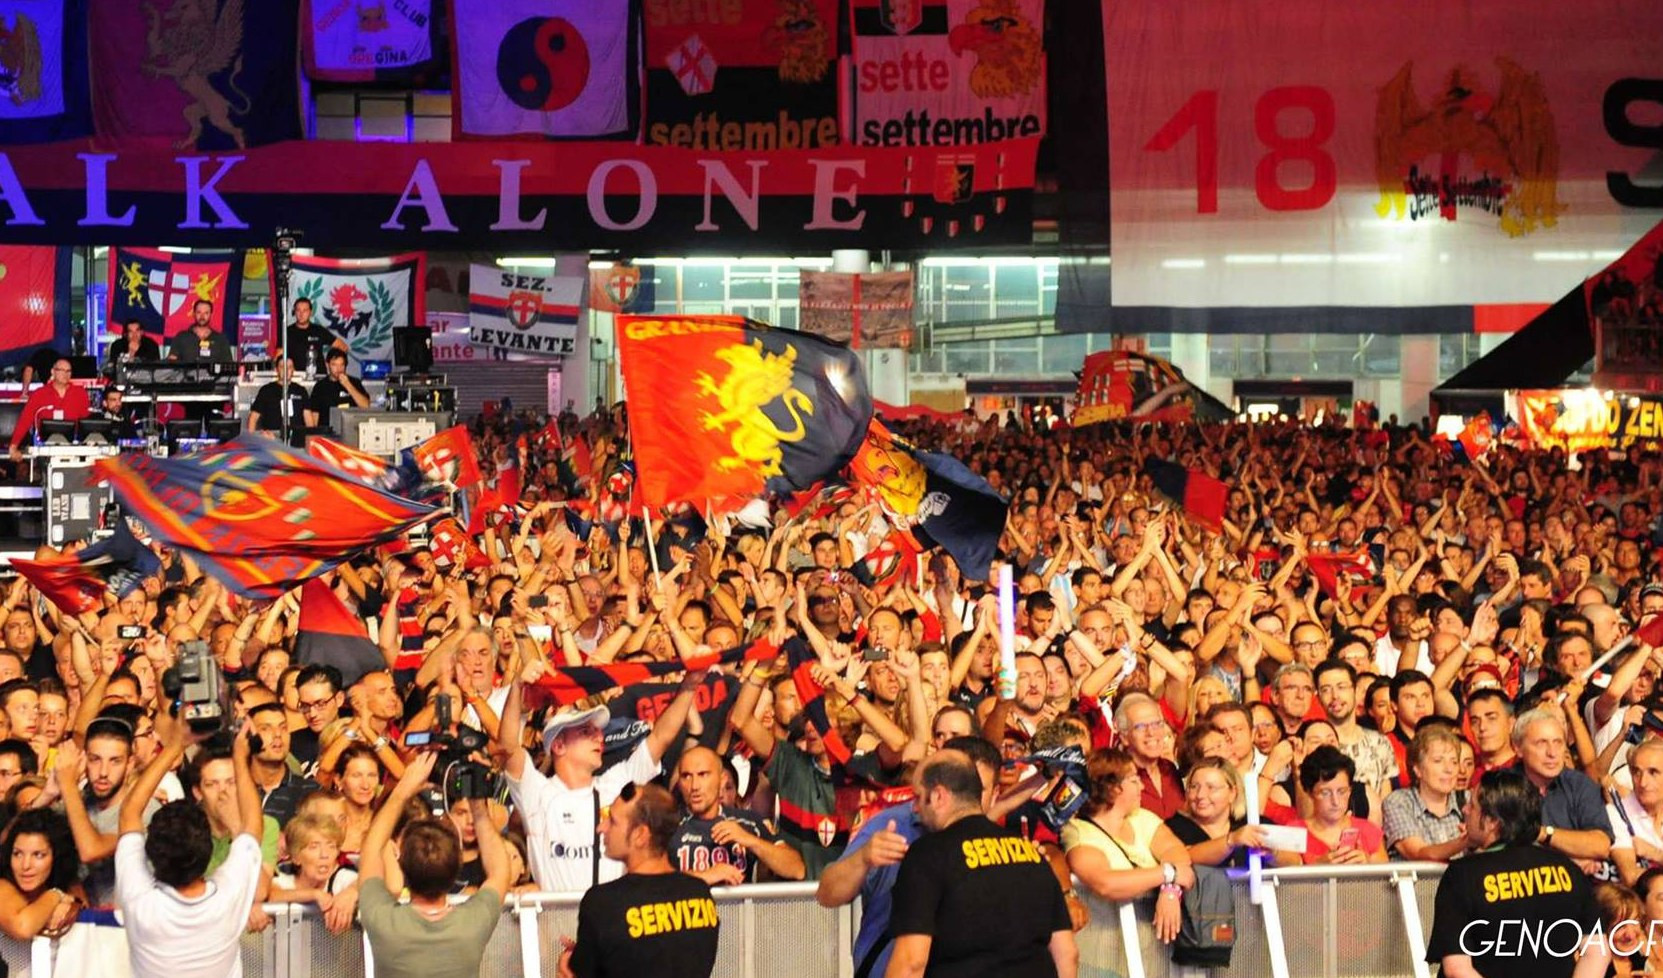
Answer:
[{"left": 0, "top": 361, "right": 455, "bottom": 556}]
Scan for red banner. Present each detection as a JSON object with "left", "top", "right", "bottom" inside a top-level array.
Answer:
[
  {"left": 0, "top": 138, "right": 1038, "bottom": 250},
  {"left": 1104, "top": 0, "right": 1663, "bottom": 310},
  {"left": 0, "top": 246, "right": 69, "bottom": 364},
  {"left": 1072, "top": 350, "right": 1196, "bottom": 425}
]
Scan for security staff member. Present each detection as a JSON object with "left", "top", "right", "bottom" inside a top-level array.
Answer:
[
  {"left": 885, "top": 752, "right": 1078, "bottom": 978},
  {"left": 557, "top": 782, "right": 720, "bottom": 978},
  {"left": 1425, "top": 769, "right": 1603, "bottom": 978},
  {"left": 304, "top": 348, "right": 371, "bottom": 429}
]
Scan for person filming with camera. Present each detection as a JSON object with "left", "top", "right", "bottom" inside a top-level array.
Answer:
[
  {"left": 115, "top": 706, "right": 265, "bottom": 978},
  {"left": 357, "top": 750, "right": 508, "bottom": 978}
]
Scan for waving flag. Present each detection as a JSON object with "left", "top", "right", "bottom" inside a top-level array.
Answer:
[
  {"left": 0, "top": 0, "right": 92, "bottom": 143},
  {"left": 533, "top": 638, "right": 779, "bottom": 708},
  {"left": 107, "top": 247, "right": 241, "bottom": 340},
  {"left": 305, "top": 435, "right": 393, "bottom": 484},
  {"left": 1306, "top": 550, "right": 1378, "bottom": 598},
  {"left": 301, "top": 0, "right": 438, "bottom": 82},
  {"left": 429, "top": 517, "right": 489, "bottom": 570},
  {"left": 295, "top": 577, "right": 384, "bottom": 687},
  {"left": 452, "top": 0, "right": 636, "bottom": 138},
  {"left": 1143, "top": 457, "right": 1227, "bottom": 531},
  {"left": 11, "top": 521, "right": 161, "bottom": 614},
  {"left": 94, "top": 436, "right": 437, "bottom": 599},
  {"left": 1457, "top": 412, "right": 1496, "bottom": 462},
  {"left": 408, "top": 425, "right": 482, "bottom": 489},
  {"left": 0, "top": 245, "right": 70, "bottom": 368},
  {"left": 618, "top": 316, "right": 872, "bottom": 508},
  {"left": 90, "top": 0, "right": 302, "bottom": 149},
  {"left": 846, "top": 419, "right": 1007, "bottom": 580}
]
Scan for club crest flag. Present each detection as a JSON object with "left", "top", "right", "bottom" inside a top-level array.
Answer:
[
  {"left": 468, "top": 263, "right": 585, "bottom": 358},
  {"left": 284, "top": 253, "right": 425, "bottom": 366},
  {"left": 851, "top": 0, "right": 1046, "bottom": 146},
  {"left": 0, "top": 0, "right": 92, "bottom": 143},
  {"left": 107, "top": 246, "right": 242, "bottom": 341},
  {"left": 618, "top": 315, "right": 873, "bottom": 509},
  {"left": 800, "top": 270, "right": 915, "bottom": 349},
  {"left": 0, "top": 245, "right": 70, "bottom": 367},
  {"left": 588, "top": 262, "right": 656, "bottom": 314},
  {"left": 11, "top": 520, "right": 162, "bottom": 615},
  {"left": 302, "top": 0, "right": 438, "bottom": 82},
  {"left": 452, "top": 0, "right": 635, "bottom": 139},
  {"left": 90, "top": 0, "right": 303, "bottom": 149},
  {"left": 94, "top": 435, "right": 438, "bottom": 599},
  {"left": 642, "top": 0, "right": 837, "bottom": 148}
]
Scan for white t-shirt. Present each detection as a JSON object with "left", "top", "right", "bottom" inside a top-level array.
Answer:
[
  {"left": 115, "top": 831, "right": 263, "bottom": 978},
  {"left": 506, "top": 740, "right": 660, "bottom": 893},
  {"left": 1373, "top": 636, "right": 1431, "bottom": 678}
]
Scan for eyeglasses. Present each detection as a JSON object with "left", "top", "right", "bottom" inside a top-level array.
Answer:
[
  {"left": 298, "top": 697, "right": 335, "bottom": 714},
  {"left": 1128, "top": 720, "right": 1167, "bottom": 736}
]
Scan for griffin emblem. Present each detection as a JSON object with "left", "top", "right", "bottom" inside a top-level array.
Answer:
[
  {"left": 948, "top": 0, "right": 1042, "bottom": 99},
  {"left": 1374, "top": 58, "right": 1563, "bottom": 237},
  {"left": 0, "top": 12, "right": 42, "bottom": 107},
  {"left": 695, "top": 341, "right": 813, "bottom": 478},
  {"left": 765, "top": 0, "right": 831, "bottom": 85},
  {"left": 143, "top": 0, "right": 252, "bottom": 149},
  {"left": 120, "top": 261, "right": 147, "bottom": 306}
]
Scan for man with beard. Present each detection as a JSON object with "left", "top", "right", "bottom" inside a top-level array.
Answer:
[
  {"left": 980, "top": 652, "right": 1051, "bottom": 740},
  {"left": 1314, "top": 660, "right": 1397, "bottom": 819},
  {"left": 671, "top": 745, "right": 804, "bottom": 885},
  {"left": 246, "top": 703, "right": 317, "bottom": 828},
  {"left": 56, "top": 716, "right": 162, "bottom": 905},
  {"left": 304, "top": 348, "right": 371, "bottom": 430}
]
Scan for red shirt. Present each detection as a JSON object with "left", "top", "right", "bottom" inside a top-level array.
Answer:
[
  {"left": 12, "top": 383, "right": 89, "bottom": 448},
  {"left": 1138, "top": 756, "right": 1187, "bottom": 819}
]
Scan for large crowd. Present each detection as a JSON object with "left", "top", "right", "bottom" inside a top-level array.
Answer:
[{"left": 1, "top": 402, "right": 1661, "bottom": 976}]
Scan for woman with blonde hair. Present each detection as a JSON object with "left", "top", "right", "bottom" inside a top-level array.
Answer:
[
  {"left": 1187, "top": 674, "right": 1231, "bottom": 729},
  {"left": 1164, "top": 756, "right": 1266, "bottom": 869}
]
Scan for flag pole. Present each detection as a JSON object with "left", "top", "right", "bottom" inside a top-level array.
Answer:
[{"left": 641, "top": 505, "right": 662, "bottom": 590}]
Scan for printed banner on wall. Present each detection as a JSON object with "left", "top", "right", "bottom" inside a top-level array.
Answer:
[
  {"left": 468, "top": 263, "right": 585, "bottom": 358},
  {"left": 0, "top": 139, "right": 1039, "bottom": 250},
  {"left": 1512, "top": 389, "right": 1663, "bottom": 453},
  {"left": 0, "top": 0, "right": 92, "bottom": 144},
  {"left": 1072, "top": 350, "right": 1212, "bottom": 426},
  {"left": 589, "top": 262, "right": 656, "bottom": 314},
  {"left": 799, "top": 270, "right": 914, "bottom": 348},
  {"left": 0, "top": 245, "right": 70, "bottom": 367},
  {"left": 851, "top": 0, "right": 1046, "bottom": 147},
  {"left": 283, "top": 253, "right": 425, "bottom": 366},
  {"left": 301, "top": 0, "right": 438, "bottom": 82},
  {"left": 1102, "top": 0, "right": 1663, "bottom": 313},
  {"left": 106, "top": 246, "right": 242, "bottom": 340},
  {"left": 451, "top": 0, "right": 635, "bottom": 139},
  {"left": 1588, "top": 219, "right": 1663, "bottom": 390},
  {"left": 643, "top": 0, "right": 838, "bottom": 150},
  {"left": 90, "top": 0, "right": 302, "bottom": 150}
]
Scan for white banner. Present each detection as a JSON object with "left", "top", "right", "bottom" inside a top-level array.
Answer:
[
  {"left": 288, "top": 253, "right": 425, "bottom": 365},
  {"left": 467, "top": 264, "right": 584, "bottom": 358}
]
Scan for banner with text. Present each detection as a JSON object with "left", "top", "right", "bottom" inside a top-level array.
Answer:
[
  {"left": 0, "top": 139, "right": 1037, "bottom": 250},
  {"left": 1512, "top": 389, "right": 1663, "bottom": 453},
  {"left": 851, "top": 0, "right": 1046, "bottom": 148},
  {"left": 1103, "top": 0, "right": 1663, "bottom": 314},
  {"left": 301, "top": 0, "right": 439, "bottom": 82},
  {"left": 468, "top": 263, "right": 585, "bottom": 358},
  {"left": 282, "top": 253, "right": 425, "bottom": 366},
  {"left": 799, "top": 270, "right": 914, "bottom": 348},
  {"left": 643, "top": 0, "right": 838, "bottom": 151}
]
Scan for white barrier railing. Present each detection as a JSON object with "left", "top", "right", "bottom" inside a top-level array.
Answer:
[{"left": 4, "top": 865, "right": 1450, "bottom": 978}]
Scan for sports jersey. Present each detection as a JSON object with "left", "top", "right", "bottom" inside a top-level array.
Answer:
[
  {"left": 507, "top": 740, "right": 661, "bottom": 892},
  {"left": 671, "top": 806, "right": 779, "bottom": 883}
]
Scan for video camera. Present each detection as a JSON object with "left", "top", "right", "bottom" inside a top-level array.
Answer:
[
  {"left": 161, "top": 640, "right": 230, "bottom": 734},
  {"left": 404, "top": 693, "right": 499, "bottom": 801},
  {"left": 1017, "top": 745, "right": 1089, "bottom": 830}
]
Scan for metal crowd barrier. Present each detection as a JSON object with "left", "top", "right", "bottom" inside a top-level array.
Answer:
[{"left": 6, "top": 865, "right": 1449, "bottom": 978}]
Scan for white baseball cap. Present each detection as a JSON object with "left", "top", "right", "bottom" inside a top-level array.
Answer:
[{"left": 541, "top": 705, "right": 610, "bottom": 751}]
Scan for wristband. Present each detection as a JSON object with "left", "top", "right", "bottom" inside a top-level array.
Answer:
[
  {"left": 372, "top": 736, "right": 390, "bottom": 752},
  {"left": 1159, "top": 883, "right": 1182, "bottom": 899}
]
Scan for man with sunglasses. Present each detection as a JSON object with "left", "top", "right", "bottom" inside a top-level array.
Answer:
[{"left": 497, "top": 655, "right": 709, "bottom": 893}]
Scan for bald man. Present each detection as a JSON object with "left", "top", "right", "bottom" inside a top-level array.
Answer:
[{"left": 670, "top": 746, "right": 804, "bottom": 885}]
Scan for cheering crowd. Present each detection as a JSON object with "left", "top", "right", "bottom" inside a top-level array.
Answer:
[{"left": 1, "top": 402, "right": 1662, "bottom": 978}]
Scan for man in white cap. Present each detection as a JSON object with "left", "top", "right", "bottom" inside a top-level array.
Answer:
[{"left": 497, "top": 658, "right": 707, "bottom": 892}]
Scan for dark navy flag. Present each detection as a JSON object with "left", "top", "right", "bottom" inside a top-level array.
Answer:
[
  {"left": 0, "top": 0, "right": 92, "bottom": 143},
  {"left": 12, "top": 520, "right": 161, "bottom": 615}
]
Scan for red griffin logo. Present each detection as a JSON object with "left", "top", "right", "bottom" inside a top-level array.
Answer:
[
  {"left": 327, "top": 284, "right": 372, "bottom": 333},
  {"left": 1374, "top": 58, "right": 1563, "bottom": 237},
  {"left": 507, "top": 290, "right": 543, "bottom": 329}
]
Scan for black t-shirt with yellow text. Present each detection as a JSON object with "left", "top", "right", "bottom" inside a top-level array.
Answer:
[
  {"left": 1424, "top": 843, "right": 1598, "bottom": 978},
  {"left": 569, "top": 871, "right": 720, "bottom": 978},
  {"left": 889, "top": 814, "right": 1071, "bottom": 978}
]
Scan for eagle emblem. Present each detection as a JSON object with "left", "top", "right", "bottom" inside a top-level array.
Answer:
[
  {"left": 948, "top": 0, "right": 1042, "bottom": 99},
  {"left": 143, "top": 0, "right": 252, "bottom": 149},
  {"left": 694, "top": 340, "right": 813, "bottom": 478},
  {"left": 765, "top": 0, "right": 831, "bottom": 85},
  {"left": 0, "top": 12, "right": 42, "bottom": 108},
  {"left": 1373, "top": 58, "right": 1563, "bottom": 237}
]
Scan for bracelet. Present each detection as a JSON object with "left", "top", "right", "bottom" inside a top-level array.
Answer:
[
  {"left": 1159, "top": 883, "right": 1182, "bottom": 898},
  {"left": 372, "top": 736, "right": 390, "bottom": 752}
]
